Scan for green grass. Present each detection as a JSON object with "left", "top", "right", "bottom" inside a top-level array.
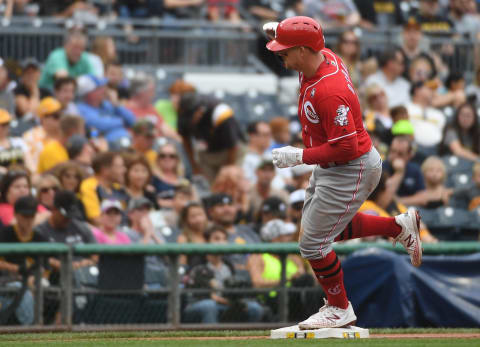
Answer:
[{"left": 0, "top": 329, "right": 478, "bottom": 347}]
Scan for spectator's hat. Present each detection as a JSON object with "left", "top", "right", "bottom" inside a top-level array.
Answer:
[
  {"left": 208, "top": 193, "right": 233, "bottom": 208},
  {"left": 127, "top": 197, "right": 152, "bottom": 212},
  {"left": 0, "top": 109, "right": 12, "bottom": 124},
  {"left": 132, "top": 119, "right": 155, "bottom": 138},
  {"left": 260, "top": 219, "right": 296, "bottom": 242},
  {"left": 14, "top": 195, "right": 38, "bottom": 217},
  {"left": 391, "top": 120, "right": 415, "bottom": 136},
  {"left": 404, "top": 17, "right": 421, "bottom": 31},
  {"left": 289, "top": 189, "right": 305, "bottom": 205},
  {"left": 261, "top": 196, "right": 287, "bottom": 218},
  {"left": 66, "top": 134, "right": 88, "bottom": 159},
  {"left": 77, "top": 74, "right": 107, "bottom": 97},
  {"left": 257, "top": 159, "right": 275, "bottom": 170},
  {"left": 291, "top": 164, "right": 314, "bottom": 177},
  {"left": 36, "top": 97, "right": 62, "bottom": 118},
  {"left": 54, "top": 190, "right": 79, "bottom": 218},
  {"left": 101, "top": 199, "right": 123, "bottom": 214},
  {"left": 21, "top": 58, "right": 40, "bottom": 72}
]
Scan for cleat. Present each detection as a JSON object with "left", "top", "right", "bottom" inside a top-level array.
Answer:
[
  {"left": 298, "top": 299, "right": 357, "bottom": 330},
  {"left": 394, "top": 208, "right": 422, "bottom": 267}
]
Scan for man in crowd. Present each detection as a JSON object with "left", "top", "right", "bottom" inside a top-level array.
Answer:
[
  {"left": 242, "top": 121, "right": 272, "bottom": 184},
  {"left": 76, "top": 74, "right": 135, "bottom": 148},
  {"left": 366, "top": 47, "right": 411, "bottom": 108},
  {"left": 39, "top": 30, "right": 94, "bottom": 90}
]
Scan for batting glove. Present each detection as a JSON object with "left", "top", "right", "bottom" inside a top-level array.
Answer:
[
  {"left": 272, "top": 146, "right": 303, "bottom": 168},
  {"left": 263, "top": 21, "right": 279, "bottom": 40}
]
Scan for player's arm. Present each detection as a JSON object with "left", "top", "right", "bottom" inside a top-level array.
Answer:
[{"left": 302, "top": 96, "right": 358, "bottom": 165}]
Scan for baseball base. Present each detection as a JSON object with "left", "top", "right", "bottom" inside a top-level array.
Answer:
[{"left": 270, "top": 325, "right": 369, "bottom": 339}]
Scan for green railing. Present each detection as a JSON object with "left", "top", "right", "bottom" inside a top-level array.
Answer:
[{"left": 0, "top": 241, "right": 478, "bottom": 331}]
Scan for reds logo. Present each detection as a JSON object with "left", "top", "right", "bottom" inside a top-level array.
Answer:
[
  {"left": 303, "top": 101, "right": 319, "bottom": 124},
  {"left": 334, "top": 105, "right": 349, "bottom": 126},
  {"left": 327, "top": 284, "right": 342, "bottom": 295}
]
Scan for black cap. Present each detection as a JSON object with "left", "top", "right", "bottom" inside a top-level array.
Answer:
[
  {"left": 257, "top": 159, "right": 275, "bottom": 170},
  {"left": 53, "top": 190, "right": 79, "bottom": 218},
  {"left": 66, "top": 135, "right": 88, "bottom": 159},
  {"left": 21, "top": 58, "right": 40, "bottom": 71},
  {"left": 261, "top": 196, "right": 287, "bottom": 218},
  {"left": 14, "top": 195, "right": 38, "bottom": 217},
  {"left": 127, "top": 197, "right": 152, "bottom": 211},
  {"left": 208, "top": 193, "right": 233, "bottom": 208}
]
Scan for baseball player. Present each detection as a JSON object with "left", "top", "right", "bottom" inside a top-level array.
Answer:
[{"left": 264, "top": 16, "right": 422, "bottom": 329}]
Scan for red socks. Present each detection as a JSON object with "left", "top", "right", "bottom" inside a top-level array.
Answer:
[
  {"left": 308, "top": 251, "right": 348, "bottom": 309},
  {"left": 334, "top": 212, "right": 402, "bottom": 242}
]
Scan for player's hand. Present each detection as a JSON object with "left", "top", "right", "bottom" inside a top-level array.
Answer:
[
  {"left": 263, "top": 21, "right": 279, "bottom": 40},
  {"left": 272, "top": 146, "right": 303, "bottom": 168}
]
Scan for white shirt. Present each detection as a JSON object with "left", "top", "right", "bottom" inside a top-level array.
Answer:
[
  {"left": 366, "top": 71, "right": 411, "bottom": 108},
  {"left": 407, "top": 102, "right": 446, "bottom": 147}
]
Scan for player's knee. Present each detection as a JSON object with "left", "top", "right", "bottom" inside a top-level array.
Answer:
[{"left": 299, "top": 225, "right": 333, "bottom": 260}]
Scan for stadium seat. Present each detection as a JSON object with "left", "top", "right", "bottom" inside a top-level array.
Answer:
[
  {"left": 442, "top": 155, "right": 474, "bottom": 175},
  {"left": 446, "top": 172, "right": 473, "bottom": 190}
]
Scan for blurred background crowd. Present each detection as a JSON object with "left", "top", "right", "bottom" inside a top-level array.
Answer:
[{"left": 0, "top": 0, "right": 479, "bottom": 326}]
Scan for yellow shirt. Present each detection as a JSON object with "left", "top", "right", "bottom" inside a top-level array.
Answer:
[
  {"left": 145, "top": 149, "right": 157, "bottom": 168},
  {"left": 37, "top": 140, "right": 68, "bottom": 173},
  {"left": 23, "top": 126, "right": 48, "bottom": 173},
  {"left": 79, "top": 176, "right": 100, "bottom": 221}
]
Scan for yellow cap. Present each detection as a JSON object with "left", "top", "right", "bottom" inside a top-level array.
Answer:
[
  {"left": 36, "top": 97, "right": 62, "bottom": 118},
  {"left": 0, "top": 109, "right": 12, "bottom": 124}
]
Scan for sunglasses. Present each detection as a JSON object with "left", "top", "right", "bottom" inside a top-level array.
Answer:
[
  {"left": 106, "top": 209, "right": 122, "bottom": 216},
  {"left": 46, "top": 112, "right": 61, "bottom": 120},
  {"left": 40, "top": 186, "right": 59, "bottom": 194},
  {"left": 159, "top": 153, "right": 178, "bottom": 159},
  {"left": 341, "top": 39, "right": 358, "bottom": 45},
  {"left": 0, "top": 122, "right": 10, "bottom": 127}
]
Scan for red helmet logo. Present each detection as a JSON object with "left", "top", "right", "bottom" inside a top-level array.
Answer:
[{"left": 266, "top": 16, "right": 325, "bottom": 52}]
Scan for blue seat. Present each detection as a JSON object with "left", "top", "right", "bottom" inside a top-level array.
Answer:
[{"left": 442, "top": 155, "right": 474, "bottom": 175}]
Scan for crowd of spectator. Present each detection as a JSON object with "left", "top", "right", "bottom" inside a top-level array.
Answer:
[{"left": 0, "top": 0, "right": 479, "bottom": 327}]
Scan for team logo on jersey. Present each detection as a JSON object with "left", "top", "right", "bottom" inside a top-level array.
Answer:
[
  {"left": 310, "top": 88, "right": 316, "bottom": 98},
  {"left": 303, "top": 101, "right": 319, "bottom": 123},
  {"left": 334, "top": 105, "right": 349, "bottom": 126}
]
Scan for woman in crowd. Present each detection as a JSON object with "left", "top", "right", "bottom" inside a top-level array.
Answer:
[
  {"left": 418, "top": 156, "right": 453, "bottom": 209},
  {"left": 0, "top": 168, "right": 49, "bottom": 226},
  {"left": 88, "top": 36, "right": 117, "bottom": 77},
  {"left": 124, "top": 153, "right": 158, "bottom": 208},
  {"left": 177, "top": 202, "right": 208, "bottom": 268},
  {"left": 363, "top": 83, "right": 393, "bottom": 145},
  {"left": 336, "top": 30, "right": 362, "bottom": 87},
  {"left": 440, "top": 102, "right": 480, "bottom": 161},
  {"left": 93, "top": 200, "right": 131, "bottom": 244},
  {"left": 211, "top": 165, "right": 250, "bottom": 222},
  {"left": 35, "top": 173, "right": 60, "bottom": 210},
  {"left": 54, "top": 161, "right": 86, "bottom": 193},
  {"left": 152, "top": 142, "right": 188, "bottom": 204}
]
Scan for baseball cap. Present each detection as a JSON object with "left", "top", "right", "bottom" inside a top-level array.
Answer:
[
  {"left": 127, "top": 197, "right": 152, "bottom": 212},
  {"left": 14, "top": 195, "right": 38, "bottom": 217},
  {"left": 208, "top": 193, "right": 233, "bottom": 208},
  {"left": 132, "top": 119, "right": 155, "bottom": 137},
  {"left": 101, "top": 199, "right": 123, "bottom": 213},
  {"left": 54, "top": 190, "right": 79, "bottom": 218},
  {"left": 36, "top": 97, "right": 62, "bottom": 118},
  {"left": 404, "top": 17, "right": 421, "bottom": 31},
  {"left": 66, "top": 134, "right": 88, "bottom": 159},
  {"left": 289, "top": 189, "right": 305, "bottom": 205},
  {"left": 77, "top": 74, "right": 107, "bottom": 97},
  {"left": 391, "top": 120, "right": 415, "bottom": 136},
  {"left": 260, "top": 219, "right": 296, "bottom": 242},
  {"left": 0, "top": 109, "right": 12, "bottom": 124},
  {"left": 21, "top": 58, "right": 40, "bottom": 71},
  {"left": 261, "top": 196, "right": 287, "bottom": 217}
]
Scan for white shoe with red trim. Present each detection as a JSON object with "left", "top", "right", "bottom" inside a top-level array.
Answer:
[
  {"left": 394, "top": 207, "right": 423, "bottom": 267},
  {"left": 298, "top": 299, "right": 357, "bottom": 330}
]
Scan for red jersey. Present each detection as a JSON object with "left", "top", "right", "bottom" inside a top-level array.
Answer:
[{"left": 298, "top": 48, "right": 372, "bottom": 166}]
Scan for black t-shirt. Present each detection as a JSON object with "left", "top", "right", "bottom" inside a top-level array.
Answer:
[
  {"left": 415, "top": 14, "right": 454, "bottom": 33},
  {"left": 35, "top": 219, "right": 96, "bottom": 253},
  {"left": 178, "top": 96, "right": 244, "bottom": 153},
  {"left": 0, "top": 225, "right": 48, "bottom": 268},
  {"left": 354, "top": 0, "right": 404, "bottom": 27}
]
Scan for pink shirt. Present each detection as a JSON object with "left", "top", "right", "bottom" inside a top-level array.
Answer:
[
  {"left": 0, "top": 203, "right": 47, "bottom": 226},
  {"left": 92, "top": 228, "right": 131, "bottom": 245}
]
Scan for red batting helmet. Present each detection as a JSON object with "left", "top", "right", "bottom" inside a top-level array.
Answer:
[{"left": 266, "top": 16, "right": 324, "bottom": 52}]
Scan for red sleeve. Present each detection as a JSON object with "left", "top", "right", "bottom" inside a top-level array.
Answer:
[{"left": 302, "top": 95, "right": 358, "bottom": 165}]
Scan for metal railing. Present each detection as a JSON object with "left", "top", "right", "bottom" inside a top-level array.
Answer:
[{"left": 0, "top": 241, "right": 479, "bottom": 332}]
